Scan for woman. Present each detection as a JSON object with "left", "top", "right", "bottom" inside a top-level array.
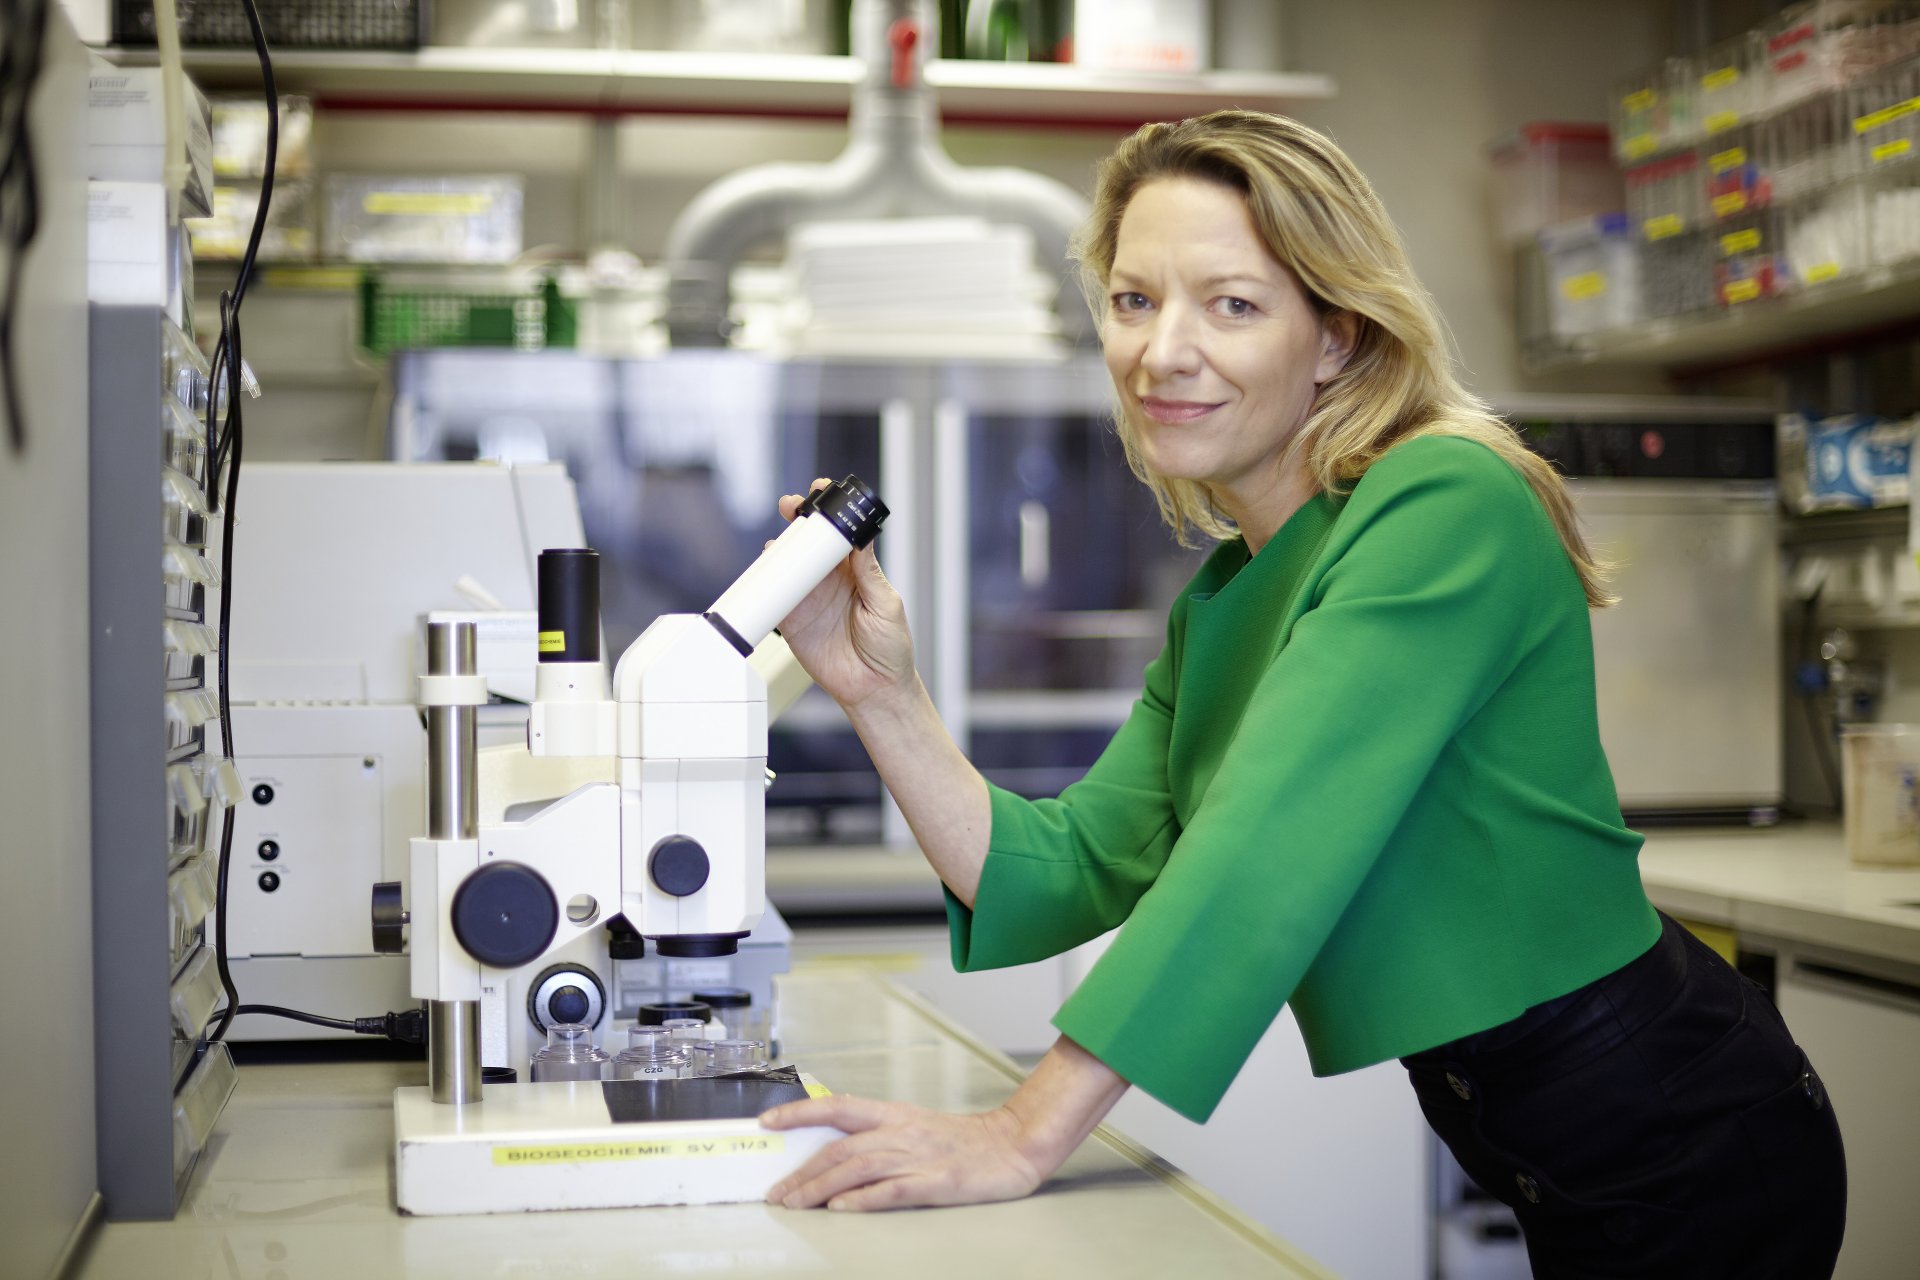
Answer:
[{"left": 758, "top": 110, "right": 1846, "bottom": 1277}]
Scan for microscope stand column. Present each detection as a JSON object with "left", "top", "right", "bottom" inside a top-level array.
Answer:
[{"left": 425, "top": 619, "right": 483, "bottom": 1105}]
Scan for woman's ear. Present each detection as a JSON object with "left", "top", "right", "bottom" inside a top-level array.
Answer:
[{"left": 1315, "top": 310, "right": 1360, "bottom": 384}]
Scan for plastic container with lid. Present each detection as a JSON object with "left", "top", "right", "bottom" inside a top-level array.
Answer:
[
  {"left": 688, "top": 1040, "right": 769, "bottom": 1078},
  {"left": 529, "top": 1023, "right": 610, "bottom": 1083},
  {"left": 691, "top": 987, "right": 769, "bottom": 1047},
  {"left": 1487, "top": 123, "right": 1623, "bottom": 245},
  {"left": 612, "top": 1025, "right": 689, "bottom": 1080}
]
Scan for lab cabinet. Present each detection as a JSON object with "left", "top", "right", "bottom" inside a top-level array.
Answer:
[
  {"left": 1774, "top": 951, "right": 1920, "bottom": 1280},
  {"left": 388, "top": 351, "right": 1198, "bottom": 843},
  {"left": 89, "top": 305, "right": 238, "bottom": 1218}
]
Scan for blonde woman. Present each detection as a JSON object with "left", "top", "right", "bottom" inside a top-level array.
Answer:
[{"left": 759, "top": 111, "right": 1845, "bottom": 1277}]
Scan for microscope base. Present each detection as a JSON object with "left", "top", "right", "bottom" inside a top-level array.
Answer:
[{"left": 392, "top": 1080, "right": 840, "bottom": 1216}]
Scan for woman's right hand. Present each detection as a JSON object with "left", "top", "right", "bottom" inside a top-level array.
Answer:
[{"left": 775, "top": 480, "right": 916, "bottom": 710}]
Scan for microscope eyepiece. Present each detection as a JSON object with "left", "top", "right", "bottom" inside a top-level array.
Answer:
[{"left": 796, "top": 475, "right": 889, "bottom": 550}]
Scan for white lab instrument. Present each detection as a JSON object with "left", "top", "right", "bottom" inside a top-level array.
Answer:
[
  {"left": 223, "top": 462, "right": 582, "bottom": 1038},
  {"left": 385, "top": 475, "right": 886, "bottom": 1215}
]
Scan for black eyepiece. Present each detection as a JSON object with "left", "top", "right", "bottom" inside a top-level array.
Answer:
[
  {"left": 796, "top": 475, "right": 888, "bottom": 550},
  {"left": 537, "top": 548, "right": 600, "bottom": 664}
]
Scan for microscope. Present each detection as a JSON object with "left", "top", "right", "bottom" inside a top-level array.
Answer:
[{"left": 378, "top": 476, "right": 885, "bottom": 1215}]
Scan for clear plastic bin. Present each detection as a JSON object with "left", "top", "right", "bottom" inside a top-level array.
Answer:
[
  {"left": 172, "top": 1042, "right": 237, "bottom": 1179},
  {"left": 1850, "top": 55, "right": 1920, "bottom": 169},
  {"left": 1538, "top": 213, "right": 1641, "bottom": 338},
  {"left": 187, "top": 179, "right": 316, "bottom": 262},
  {"left": 1866, "top": 159, "right": 1920, "bottom": 262},
  {"left": 1626, "top": 151, "right": 1705, "bottom": 239},
  {"left": 1696, "top": 34, "right": 1761, "bottom": 138},
  {"left": 324, "top": 175, "right": 524, "bottom": 265},
  {"left": 1763, "top": 92, "right": 1856, "bottom": 203},
  {"left": 1767, "top": 2, "right": 1920, "bottom": 111},
  {"left": 1780, "top": 179, "right": 1868, "bottom": 286},
  {"left": 1714, "top": 212, "right": 1781, "bottom": 305},
  {"left": 1614, "top": 57, "right": 1697, "bottom": 161},
  {"left": 1706, "top": 128, "right": 1770, "bottom": 220},
  {"left": 1638, "top": 227, "right": 1716, "bottom": 318},
  {"left": 1488, "top": 123, "right": 1622, "bottom": 244}
]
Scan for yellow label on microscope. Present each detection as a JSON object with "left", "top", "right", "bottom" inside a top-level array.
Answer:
[
  {"left": 492, "top": 1133, "right": 788, "bottom": 1166},
  {"left": 538, "top": 630, "right": 566, "bottom": 654}
]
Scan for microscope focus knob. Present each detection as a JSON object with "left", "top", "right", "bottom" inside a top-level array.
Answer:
[
  {"left": 451, "top": 861, "right": 559, "bottom": 968},
  {"left": 649, "top": 836, "right": 710, "bottom": 897},
  {"left": 550, "top": 985, "right": 591, "bottom": 1025},
  {"left": 370, "top": 881, "right": 407, "bottom": 954}
]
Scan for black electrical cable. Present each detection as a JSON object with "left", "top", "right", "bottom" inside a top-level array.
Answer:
[
  {"left": 206, "top": 0, "right": 276, "bottom": 1045},
  {"left": 235, "top": 1004, "right": 429, "bottom": 1044},
  {"left": 0, "top": 0, "right": 48, "bottom": 457}
]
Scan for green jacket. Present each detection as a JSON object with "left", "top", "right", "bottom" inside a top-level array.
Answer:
[{"left": 947, "top": 434, "right": 1662, "bottom": 1123}]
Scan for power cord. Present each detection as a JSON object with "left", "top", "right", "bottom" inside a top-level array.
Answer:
[
  {"left": 236, "top": 1004, "right": 428, "bottom": 1045},
  {"left": 0, "top": 0, "right": 48, "bottom": 458},
  {"left": 203, "top": 0, "right": 274, "bottom": 1047}
]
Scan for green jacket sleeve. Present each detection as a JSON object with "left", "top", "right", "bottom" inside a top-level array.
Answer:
[
  {"left": 1052, "top": 439, "right": 1553, "bottom": 1121},
  {"left": 945, "top": 628, "right": 1183, "bottom": 970}
]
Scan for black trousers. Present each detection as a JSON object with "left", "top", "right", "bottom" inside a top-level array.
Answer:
[{"left": 1402, "top": 912, "right": 1847, "bottom": 1279}]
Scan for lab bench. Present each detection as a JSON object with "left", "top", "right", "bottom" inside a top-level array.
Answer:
[{"left": 71, "top": 968, "right": 1332, "bottom": 1280}]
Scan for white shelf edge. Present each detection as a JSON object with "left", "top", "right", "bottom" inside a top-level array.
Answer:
[{"left": 102, "top": 45, "right": 1334, "bottom": 120}]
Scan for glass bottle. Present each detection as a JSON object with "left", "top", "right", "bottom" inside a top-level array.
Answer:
[{"left": 529, "top": 1022, "right": 610, "bottom": 1082}]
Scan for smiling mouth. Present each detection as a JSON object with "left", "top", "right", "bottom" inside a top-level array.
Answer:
[{"left": 1138, "top": 397, "right": 1223, "bottom": 425}]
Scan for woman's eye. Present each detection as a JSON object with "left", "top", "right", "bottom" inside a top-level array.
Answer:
[
  {"left": 1111, "top": 292, "right": 1149, "bottom": 313},
  {"left": 1216, "top": 296, "right": 1254, "bottom": 318}
]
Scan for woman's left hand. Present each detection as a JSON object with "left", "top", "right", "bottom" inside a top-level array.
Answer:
[{"left": 760, "top": 1094, "right": 1053, "bottom": 1211}]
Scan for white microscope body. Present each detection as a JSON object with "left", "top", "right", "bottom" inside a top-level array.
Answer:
[{"left": 394, "top": 477, "right": 886, "bottom": 1104}]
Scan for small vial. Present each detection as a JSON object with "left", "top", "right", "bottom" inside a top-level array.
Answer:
[
  {"left": 662, "top": 1017, "right": 708, "bottom": 1044},
  {"left": 528, "top": 1022, "right": 609, "bottom": 1082},
  {"left": 612, "top": 1025, "right": 688, "bottom": 1080},
  {"left": 689, "top": 1039, "right": 767, "bottom": 1078}
]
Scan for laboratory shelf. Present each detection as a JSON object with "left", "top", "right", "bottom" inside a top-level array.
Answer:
[
  {"left": 1529, "top": 261, "right": 1920, "bottom": 374},
  {"left": 101, "top": 45, "right": 1334, "bottom": 124}
]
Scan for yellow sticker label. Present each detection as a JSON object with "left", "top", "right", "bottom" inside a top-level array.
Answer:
[
  {"left": 1704, "top": 110, "right": 1741, "bottom": 135},
  {"left": 1711, "top": 191, "right": 1749, "bottom": 217},
  {"left": 1622, "top": 134, "right": 1658, "bottom": 159},
  {"left": 1804, "top": 262, "right": 1842, "bottom": 284},
  {"left": 1709, "top": 146, "right": 1747, "bottom": 173},
  {"left": 804, "top": 1081, "right": 833, "bottom": 1098},
  {"left": 1560, "top": 272, "right": 1607, "bottom": 301},
  {"left": 1874, "top": 138, "right": 1913, "bottom": 163},
  {"left": 362, "top": 192, "right": 494, "bottom": 216},
  {"left": 1701, "top": 66, "right": 1741, "bottom": 91},
  {"left": 1720, "top": 228, "right": 1762, "bottom": 255},
  {"left": 1854, "top": 96, "right": 1920, "bottom": 133},
  {"left": 1622, "top": 89, "right": 1657, "bottom": 113},
  {"left": 1724, "top": 278, "right": 1762, "bottom": 303},
  {"left": 492, "top": 1134, "right": 787, "bottom": 1167},
  {"left": 537, "top": 630, "right": 566, "bottom": 654},
  {"left": 1643, "top": 213, "right": 1685, "bottom": 241}
]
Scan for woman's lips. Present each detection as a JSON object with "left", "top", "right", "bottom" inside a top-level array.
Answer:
[{"left": 1139, "top": 396, "right": 1223, "bottom": 425}]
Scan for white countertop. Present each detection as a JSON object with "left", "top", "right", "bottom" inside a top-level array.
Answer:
[
  {"left": 774, "top": 824, "right": 1920, "bottom": 972},
  {"left": 1639, "top": 822, "right": 1920, "bottom": 970},
  {"left": 74, "top": 970, "right": 1331, "bottom": 1280}
]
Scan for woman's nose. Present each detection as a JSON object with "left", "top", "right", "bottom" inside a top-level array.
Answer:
[{"left": 1139, "top": 306, "right": 1201, "bottom": 380}]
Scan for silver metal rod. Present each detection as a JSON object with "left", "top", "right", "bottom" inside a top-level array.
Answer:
[
  {"left": 428, "top": 1000, "right": 483, "bottom": 1105},
  {"left": 425, "top": 620, "right": 478, "bottom": 842}
]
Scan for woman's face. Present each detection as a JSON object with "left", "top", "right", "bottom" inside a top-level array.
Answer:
[{"left": 1102, "top": 177, "right": 1354, "bottom": 517}]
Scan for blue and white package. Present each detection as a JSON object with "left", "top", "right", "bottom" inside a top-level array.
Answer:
[{"left": 1804, "top": 414, "right": 1915, "bottom": 510}]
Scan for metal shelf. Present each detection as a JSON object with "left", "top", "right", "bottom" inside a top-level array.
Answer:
[
  {"left": 103, "top": 46, "right": 1334, "bottom": 124},
  {"left": 1528, "top": 262, "right": 1920, "bottom": 374}
]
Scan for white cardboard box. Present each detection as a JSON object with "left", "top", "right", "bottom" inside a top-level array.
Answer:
[
  {"left": 88, "top": 180, "right": 167, "bottom": 305},
  {"left": 89, "top": 67, "right": 214, "bottom": 217}
]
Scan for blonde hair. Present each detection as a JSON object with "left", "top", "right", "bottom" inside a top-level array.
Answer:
[{"left": 1073, "top": 110, "right": 1613, "bottom": 608}]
